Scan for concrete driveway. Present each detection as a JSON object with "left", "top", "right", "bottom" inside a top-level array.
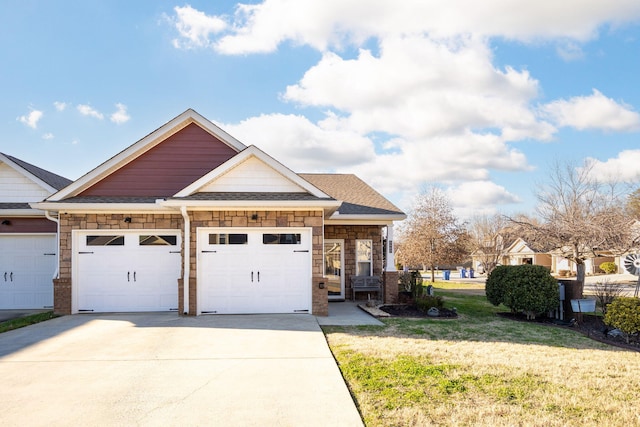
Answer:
[{"left": 0, "top": 313, "right": 363, "bottom": 427}]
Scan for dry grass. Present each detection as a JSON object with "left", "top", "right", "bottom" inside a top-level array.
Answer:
[{"left": 324, "top": 291, "right": 640, "bottom": 426}]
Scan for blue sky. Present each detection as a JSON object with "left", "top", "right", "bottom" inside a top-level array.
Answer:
[{"left": 2, "top": 1, "right": 640, "bottom": 217}]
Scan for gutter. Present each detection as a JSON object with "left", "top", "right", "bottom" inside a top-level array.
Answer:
[
  {"left": 180, "top": 206, "right": 190, "bottom": 315},
  {"left": 44, "top": 210, "right": 60, "bottom": 279}
]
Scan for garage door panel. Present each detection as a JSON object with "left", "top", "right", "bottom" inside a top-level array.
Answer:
[
  {"left": 0, "top": 235, "right": 55, "bottom": 309},
  {"left": 198, "top": 228, "right": 311, "bottom": 314},
  {"left": 76, "top": 231, "right": 180, "bottom": 313}
]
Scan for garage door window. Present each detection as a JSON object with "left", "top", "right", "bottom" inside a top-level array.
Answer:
[
  {"left": 209, "top": 233, "right": 248, "bottom": 245},
  {"left": 263, "top": 233, "right": 301, "bottom": 245},
  {"left": 139, "top": 235, "right": 178, "bottom": 246},
  {"left": 86, "top": 235, "right": 125, "bottom": 246}
]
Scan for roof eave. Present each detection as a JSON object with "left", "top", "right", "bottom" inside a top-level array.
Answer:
[
  {"left": 325, "top": 213, "right": 406, "bottom": 224},
  {"left": 0, "top": 208, "right": 47, "bottom": 217},
  {"left": 159, "top": 199, "right": 341, "bottom": 211},
  {"left": 29, "top": 202, "right": 173, "bottom": 213}
]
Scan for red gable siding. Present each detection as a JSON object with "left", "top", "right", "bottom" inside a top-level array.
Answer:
[{"left": 80, "top": 123, "right": 239, "bottom": 197}]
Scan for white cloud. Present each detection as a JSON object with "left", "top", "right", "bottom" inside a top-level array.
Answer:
[
  {"left": 77, "top": 104, "right": 104, "bottom": 120},
  {"left": 170, "top": 5, "right": 227, "bottom": 49},
  {"left": 221, "top": 113, "right": 376, "bottom": 172},
  {"left": 110, "top": 103, "right": 130, "bottom": 124},
  {"left": 53, "top": 101, "right": 67, "bottom": 111},
  {"left": 166, "top": 2, "right": 640, "bottom": 213},
  {"left": 445, "top": 181, "right": 522, "bottom": 218},
  {"left": 174, "top": 1, "right": 640, "bottom": 55},
  {"left": 42, "top": 133, "right": 54, "bottom": 140},
  {"left": 17, "top": 109, "right": 43, "bottom": 129},
  {"left": 284, "top": 35, "right": 553, "bottom": 141},
  {"left": 556, "top": 41, "right": 585, "bottom": 61},
  {"left": 540, "top": 89, "right": 640, "bottom": 132},
  {"left": 585, "top": 150, "right": 640, "bottom": 183},
  {"left": 223, "top": 113, "right": 532, "bottom": 202}
]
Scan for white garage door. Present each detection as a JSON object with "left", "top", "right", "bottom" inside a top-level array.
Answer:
[
  {"left": 75, "top": 231, "right": 181, "bottom": 313},
  {"left": 198, "top": 228, "right": 311, "bottom": 314},
  {"left": 0, "top": 235, "right": 56, "bottom": 309}
]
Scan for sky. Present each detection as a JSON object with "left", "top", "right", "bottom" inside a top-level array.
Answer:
[{"left": 2, "top": 0, "right": 640, "bottom": 218}]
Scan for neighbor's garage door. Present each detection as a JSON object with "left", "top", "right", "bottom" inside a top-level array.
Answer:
[
  {"left": 198, "top": 228, "right": 311, "bottom": 314},
  {"left": 0, "top": 235, "right": 56, "bottom": 309},
  {"left": 76, "top": 232, "right": 181, "bottom": 313}
]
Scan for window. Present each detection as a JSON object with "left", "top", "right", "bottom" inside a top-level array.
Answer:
[
  {"left": 86, "top": 235, "right": 124, "bottom": 246},
  {"left": 356, "top": 239, "right": 372, "bottom": 276},
  {"left": 139, "top": 235, "right": 177, "bottom": 246},
  {"left": 209, "top": 233, "right": 248, "bottom": 245},
  {"left": 262, "top": 233, "right": 301, "bottom": 245}
]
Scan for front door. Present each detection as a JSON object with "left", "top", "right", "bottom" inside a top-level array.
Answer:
[{"left": 325, "top": 239, "right": 344, "bottom": 300}]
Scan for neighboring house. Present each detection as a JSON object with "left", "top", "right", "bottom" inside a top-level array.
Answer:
[
  {"left": 32, "top": 109, "right": 405, "bottom": 316},
  {"left": 505, "top": 238, "right": 552, "bottom": 269},
  {"left": 499, "top": 237, "right": 617, "bottom": 276},
  {"left": 0, "top": 153, "right": 72, "bottom": 309}
]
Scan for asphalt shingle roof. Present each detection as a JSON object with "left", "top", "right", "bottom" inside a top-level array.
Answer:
[
  {"left": 2, "top": 153, "right": 72, "bottom": 190},
  {"left": 0, "top": 202, "right": 31, "bottom": 210},
  {"left": 299, "top": 173, "right": 404, "bottom": 216}
]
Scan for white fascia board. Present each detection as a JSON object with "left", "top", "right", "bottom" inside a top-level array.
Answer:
[
  {"left": 327, "top": 213, "right": 407, "bottom": 220},
  {"left": 48, "top": 109, "right": 247, "bottom": 201},
  {"left": 0, "top": 153, "right": 57, "bottom": 194},
  {"left": 29, "top": 202, "right": 175, "bottom": 213},
  {"left": 0, "top": 209, "right": 46, "bottom": 217},
  {"left": 324, "top": 214, "right": 407, "bottom": 225},
  {"left": 174, "top": 145, "right": 331, "bottom": 199},
  {"left": 160, "top": 198, "right": 341, "bottom": 211}
]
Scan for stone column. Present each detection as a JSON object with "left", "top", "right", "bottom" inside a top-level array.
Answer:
[
  {"left": 312, "top": 276, "right": 329, "bottom": 316},
  {"left": 53, "top": 278, "right": 72, "bottom": 315}
]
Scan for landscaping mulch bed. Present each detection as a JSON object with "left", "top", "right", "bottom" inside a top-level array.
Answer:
[
  {"left": 378, "top": 304, "right": 458, "bottom": 318},
  {"left": 497, "top": 312, "right": 640, "bottom": 352}
]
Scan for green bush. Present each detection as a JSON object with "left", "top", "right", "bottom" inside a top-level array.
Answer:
[
  {"left": 485, "top": 265, "right": 559, "bottom": 320},
  {"left": 604, "top": 297, "right": 640, "bottom": 344},
  {"left": 599, "top": 261, "right": 617, "bottom": 274},
  {"left": 485, "top": 265, "right": 511, "bottom": 306},
  {"left": 416, "top": 295, "right": 444, "bottom": 313}
]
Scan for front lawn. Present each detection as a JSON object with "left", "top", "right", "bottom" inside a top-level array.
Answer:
[
  {"left": 0, "top": 311, "right": 57, "bottom": 334},
  {"left": 323, "top": 290, "right": 640, "bottom": 426}
]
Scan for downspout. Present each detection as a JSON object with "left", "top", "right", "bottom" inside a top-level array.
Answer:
[
  {"left": 180, "top": 206, "right": 190, "bottom": 315},
  {"left": 44, "top": 210, "right": 60, "bottom": 279}
]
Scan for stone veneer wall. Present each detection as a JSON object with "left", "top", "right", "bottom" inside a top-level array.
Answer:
[
  {"left": 323, "top": 224, "right": 384, "bottom": 301},
  {"left": 56, "top": 211, "right": 325, "bottom": 316},
  {"left": 55, "top": 213, "right": 183, "bottom": 315},
  {"left": 184, "top": 210, "right": 324, "bottom": 315}
]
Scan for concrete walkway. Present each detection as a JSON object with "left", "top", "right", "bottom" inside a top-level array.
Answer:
[
  {"left": 0, "top": 313, "right": 364, "bottom": 427},
  {"left": 317, "top": 301, "right": 384, "bottom": 326}
]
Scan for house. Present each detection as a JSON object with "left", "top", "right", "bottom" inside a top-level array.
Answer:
[
  {"left": 504, "top": 238, "right": 552, "bottom": 269},
  {"left": 0, "top": 153, "right": 72, "bottom": 309},
  {"left": 32, "top": 109, "right": 405, "bottom": 316}
]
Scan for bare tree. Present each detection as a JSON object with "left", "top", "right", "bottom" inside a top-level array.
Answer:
[
  {"left": 397, "top": 187, "right": 468, "bottom": 282},
  {"left": 467, "top": 214, "right": 518, "bottom": 275},
  {"left": 510, "top": 160, "right": 640, "bottom": 297},
  {"left": 627, "top": 187, "right": 640, "bottom": 220}
]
